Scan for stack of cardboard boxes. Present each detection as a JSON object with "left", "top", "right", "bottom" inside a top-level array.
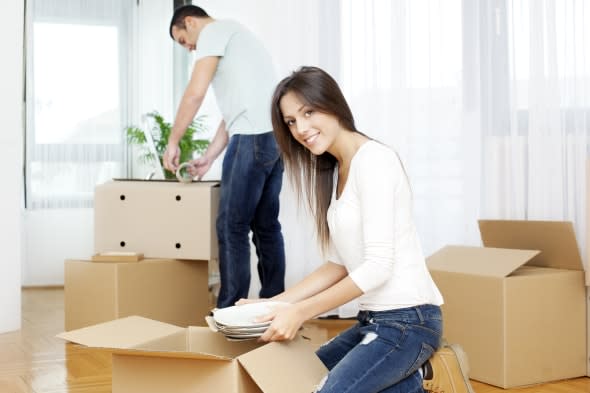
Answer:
[
  {"left": 62, "top": 180, "right": 327, "bottom": 393},
  {"left": 64, "top": 180, "right": 220, "bottom": 331}
]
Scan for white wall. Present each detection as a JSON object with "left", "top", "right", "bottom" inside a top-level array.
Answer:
[
  {"left": 0, "top": 1, "right": 24, "bottom": 333},
  {"left": 23, "top": 210, "right": 94, "bottom": 285}
]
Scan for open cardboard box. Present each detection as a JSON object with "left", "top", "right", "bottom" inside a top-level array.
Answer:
[
  {"left": 94, "top": 180, "right": 220, "bottom": 260},
  {"left": 58, "top": 316, "right": 327, "bottom": 393},
  {"left": 427, "top": 220, "right": 587, "bottom": 388}
]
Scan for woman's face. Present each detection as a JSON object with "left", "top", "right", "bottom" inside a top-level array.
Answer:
[{"left": 279, "top": 91, "right": 341, "bottom": 156}]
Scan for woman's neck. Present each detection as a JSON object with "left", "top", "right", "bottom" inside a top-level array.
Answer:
[{"left": 330, "top": 131, "right": 369, "bottom": 169}]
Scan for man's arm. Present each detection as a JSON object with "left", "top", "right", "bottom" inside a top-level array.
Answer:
[
  {"left": 190, "top": 120, "right": 229, "bottom": 180},
  {"left": 203, "top": 120, "right": 229, "bottom": 162},
  {"left": 163, "top": 56, "right": 219, "bottom": 171}
]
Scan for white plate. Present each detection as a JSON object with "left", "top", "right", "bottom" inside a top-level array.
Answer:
[
  {"left": 217, "top": 325, "right": 269, "bottom": 334},
  {"left": 224, "top": 331, "right": 265, "bottom": 337},
  {"left": 213, "top": 301, "right": 289, "bottom": 327},
  {"left": 214, "top": 319, "right": 270, "bottom": 329}
]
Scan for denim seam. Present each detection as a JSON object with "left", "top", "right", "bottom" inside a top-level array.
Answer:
[
  {"left": 406, "top": 341, "right": 435, "bottom": 378},
  {"left": 229, "top": 136, "right": 242, "bottom": 201}
]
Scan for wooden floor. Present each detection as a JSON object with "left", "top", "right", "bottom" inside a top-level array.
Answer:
[{"left": 0, "top": 288, "right": 588, "bottom": 393}]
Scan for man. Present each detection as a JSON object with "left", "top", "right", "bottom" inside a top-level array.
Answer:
[{"left": 164, "top": 5, "right": 285, "bottom": 308}]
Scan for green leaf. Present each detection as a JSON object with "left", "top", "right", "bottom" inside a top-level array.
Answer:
[{"left": 125, "top": 111, "right": 210, "bottom": 172}]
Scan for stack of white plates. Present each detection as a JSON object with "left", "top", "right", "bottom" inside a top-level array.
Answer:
[{"left": 210, "top": 301, "right": 288, "bottom": 340}]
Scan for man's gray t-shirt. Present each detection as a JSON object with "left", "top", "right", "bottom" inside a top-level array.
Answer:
[{"left": 194, "top": 20, "right": 277, "bottom": 136}]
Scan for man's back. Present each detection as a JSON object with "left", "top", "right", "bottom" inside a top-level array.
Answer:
[{"left": 195, "top": 20, "right": 277, "bottom": 136}]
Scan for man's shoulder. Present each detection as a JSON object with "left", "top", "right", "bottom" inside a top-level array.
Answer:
[{"left": 205, "top": 19, "right": 244, "bottom": 34}]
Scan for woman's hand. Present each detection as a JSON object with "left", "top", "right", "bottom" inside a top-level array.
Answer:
[{"left": 257, "top": 303, "right": 305, "bottom": 342}]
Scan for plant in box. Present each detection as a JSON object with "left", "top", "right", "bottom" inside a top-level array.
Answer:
[{"left": 126, "top": 111, "right": 209, "bottom": 179}]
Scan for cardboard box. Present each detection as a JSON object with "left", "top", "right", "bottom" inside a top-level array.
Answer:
[
  {"left": 427, "top": 220, "right": 586, "bottom": 388},
  {"left": 65, "top": 259, "right": 210, "bottom": 331},
  {"left": 94, "top": 180, "right": 220, "bottom": 260},
  {"left": 58, "top": 316, "right": 328, "bottom": 393}
]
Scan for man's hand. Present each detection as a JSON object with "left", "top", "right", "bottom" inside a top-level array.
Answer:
[
  {"left": 163, "top": 144, "right": 181, "bottom": 172},
  {"left": 188, "top": 156, "right": 213, "bottom": 180}
]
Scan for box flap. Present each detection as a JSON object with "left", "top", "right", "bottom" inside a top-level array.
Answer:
[
  {"left": 427, "top": 245, "right": 540, "bottom": 277},
  {"left": 479, "top": 220, "right": 584, "bottom": 270},
  {"left": 237, "top": 336, "right": 327, "bottom": 393},
  {"left": 57, "top": 316, "right": 184, "bottom": 349},
  {"left": 187, "top": 326, "right": 263, "bottom": 359}
]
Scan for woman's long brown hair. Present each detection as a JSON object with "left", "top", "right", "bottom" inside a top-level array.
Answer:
[{"left": 271, "top": 66, "right": 358, "bottom": 251}]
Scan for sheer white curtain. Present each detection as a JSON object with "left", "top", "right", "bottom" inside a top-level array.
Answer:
[
  {"left": 339, "top": 0, "right": 590, "bottom": 271},
  {"left": 127, "top": 0, "right": 176, "bottom": 179},
  {"left": 340, "top": 0, "right": 481, "bottom": 259},
  {"left": 479, "top": 0, "right": 589, "bottom": 261}
]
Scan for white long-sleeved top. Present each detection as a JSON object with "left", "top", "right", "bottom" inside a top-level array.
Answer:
[{"left": 326, "top": 140, "right": 444, "bottom": 311}]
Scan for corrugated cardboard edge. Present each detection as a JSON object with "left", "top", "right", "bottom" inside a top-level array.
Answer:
[
  {"left": 110, "top": 348, "right": 232, "bottom": 361},
  {"left": 92, "top": 252, "right": 144, "bottom": 263}
]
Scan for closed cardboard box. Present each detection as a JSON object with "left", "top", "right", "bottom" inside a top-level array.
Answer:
[
  {"left": 58, "top": 316, "right": 328, "bottom": 393},
  {"left": 94, "top": 180, "right": 220, "bottom": 260},
  {"left": 427, "top": 220, "right": 586, "bottom": 388},
  {"left": 65, "top": 259, "right": 209, "bottom": 331}
]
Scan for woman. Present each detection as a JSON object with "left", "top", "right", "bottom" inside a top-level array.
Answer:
[{"left": 240, "top": 66, "right": 465, "bottom": 393}]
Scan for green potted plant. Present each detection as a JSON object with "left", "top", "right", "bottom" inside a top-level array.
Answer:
[{"left": 126, "top": 111, "right": 209, "bottom": 179}]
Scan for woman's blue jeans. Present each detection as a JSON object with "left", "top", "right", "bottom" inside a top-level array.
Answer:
[
  {"left": 215, "top": 132, "right": 286, "bottom": 308},
  {"left": 315, "top": 304, "right": 442, "bottom": 393}
]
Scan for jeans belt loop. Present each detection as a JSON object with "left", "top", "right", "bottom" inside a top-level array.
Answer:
[{"left": 415, "top": 306, "right": 424, "bottom": 323}]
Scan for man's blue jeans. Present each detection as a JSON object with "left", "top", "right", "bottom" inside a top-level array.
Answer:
[
  {"left": 315, "top": 305, "right": 442, "bottom": 393},
  {"left": 216, "top": 131, "right": 286, "bottom": 308}
]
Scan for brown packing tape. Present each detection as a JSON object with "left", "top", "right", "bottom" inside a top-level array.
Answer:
[
  {"left": 586, "top": 270, "right": 590, "bottom": 287},
  {"left": 91, "top": 252, "right": 144, "bottom": 263}
]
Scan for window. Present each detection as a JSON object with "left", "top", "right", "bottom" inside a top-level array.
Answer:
[{"left": 25, "top": 1, "right": 131, "bottom": 209}]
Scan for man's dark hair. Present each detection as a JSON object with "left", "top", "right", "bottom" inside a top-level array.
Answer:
[{"left": 169, "top": 5, "right": 209, "bottom": 39}]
